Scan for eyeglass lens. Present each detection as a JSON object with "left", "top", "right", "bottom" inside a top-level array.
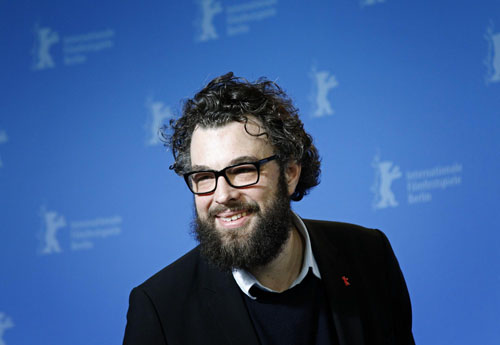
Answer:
[{"left": 189, "top": 163, "right": 259, "bottom": 193}]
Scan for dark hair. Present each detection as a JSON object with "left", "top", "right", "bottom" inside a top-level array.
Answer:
[{"left": 162, "top": 72, "right": 321, "bottom": 201}]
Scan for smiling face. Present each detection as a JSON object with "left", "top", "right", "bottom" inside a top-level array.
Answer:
[{"left": 189, "top": 119, "right": 301, "bottom": 270}]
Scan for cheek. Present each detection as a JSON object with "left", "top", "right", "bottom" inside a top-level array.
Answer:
[
  {"left": 247, "top": 188, "right": 273, "bottom": 208},
  {"left": 194, "top": 196, "right": 211, "bottom": 214}
]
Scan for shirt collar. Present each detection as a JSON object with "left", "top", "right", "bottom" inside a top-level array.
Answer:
[{"left": 232, "top": 211, "right": 321, "bottom": 299}]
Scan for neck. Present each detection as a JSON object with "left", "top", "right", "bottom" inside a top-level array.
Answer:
[{"left": 249, "top": 225, "right": 304, "bottom": 292}]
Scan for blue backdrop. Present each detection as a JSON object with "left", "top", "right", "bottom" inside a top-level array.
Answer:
[{"left": 1, "top": 1, "right": 499, "bottom": 344}]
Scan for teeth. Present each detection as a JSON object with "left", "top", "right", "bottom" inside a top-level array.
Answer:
[{"left": 221, "top": 212, "right": 247, "bottom": 222}]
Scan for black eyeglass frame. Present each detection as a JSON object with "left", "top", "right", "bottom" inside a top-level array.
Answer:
[{"left": 183, "top": 155, "right": 278, "bottom": 195}]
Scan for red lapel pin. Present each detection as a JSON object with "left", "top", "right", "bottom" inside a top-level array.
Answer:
[{"left": 341, "top": 276, "right": 351, "bottom": 286}]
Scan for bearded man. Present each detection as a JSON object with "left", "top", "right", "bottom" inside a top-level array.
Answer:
[{"left": 123, "top": 72, "right": 415, "bottom": 345}]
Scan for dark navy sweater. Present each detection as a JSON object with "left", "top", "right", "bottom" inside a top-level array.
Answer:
[{"left": 242, "top": 270, "right": 338, "bottom": 345}]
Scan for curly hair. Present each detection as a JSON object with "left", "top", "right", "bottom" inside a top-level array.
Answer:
[{"left": 162, "top": 72, "right": 321, "bottom": 201}]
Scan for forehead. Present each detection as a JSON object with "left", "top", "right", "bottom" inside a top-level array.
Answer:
[{"left": 190, "top": 120, "right": 273, "bottom": 170}]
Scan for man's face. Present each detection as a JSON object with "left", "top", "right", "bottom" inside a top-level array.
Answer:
[{"left": 189, "top": 119, "right": 300, "bottom": 271}]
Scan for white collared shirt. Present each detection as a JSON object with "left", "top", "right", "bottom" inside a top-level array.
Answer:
[{"left": 232, "top": 212, "right": 321, "bottom": 299}]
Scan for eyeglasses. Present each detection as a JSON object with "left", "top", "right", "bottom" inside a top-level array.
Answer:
[{"left": 183, "top": 155, "right": 277, "bottom": 195}]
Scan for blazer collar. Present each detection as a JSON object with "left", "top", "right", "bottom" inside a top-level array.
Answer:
[
  {"left": 199, "top": 259, "right": 261, "bottom": 345},
  {"left": 304, "top": 218, "right": 366, "bottom": 345}
]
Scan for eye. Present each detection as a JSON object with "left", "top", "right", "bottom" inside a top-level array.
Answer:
[{"left": 191, "top": 172, "right": 214, "bottom": 183}]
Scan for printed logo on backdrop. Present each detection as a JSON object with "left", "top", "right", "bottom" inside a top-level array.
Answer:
[
  {"left": 145, "top": 99, "right": 173, "bottom": 146},
  {"left": 0, "top": 130, "right": 7, "bottom": 169},
  {"left": 484, "top": 21, "right": 500, "bottom": 84},
  {"left": 32, "top": 24, "right": 59, "bottom": 70},
  {"left": 360, "top": 0, "right": 385, "bottom": 8},
  {"left": 371, "top": 153, "right": 463, "bottom": 209},
  {"left": 196, "top": 0, "right": 223, "bottom": 41},
  {"left": 195, "top": 0, "right": 278, "bottom": 41},
  {"left": 39, "top": 207, "right": 67, "bottom": 254},
  {"left": 38, "top": 206, "right": 122, "bottom": 254},
  {"left": 31, "top": 23, "right": 115, "bottom": 70},
  {"left": 310, "top": 66, "right": 338, "bottom": 117},
  {"left": 0, "top": 313, "right": 14, "bottom": 345},
  {"left": 371, "top": 154, "right": 402, "bottom": 209}
]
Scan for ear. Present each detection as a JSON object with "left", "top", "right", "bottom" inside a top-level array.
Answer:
[{"left": 284, "top": 161, "right": 301, "bottom": 197}]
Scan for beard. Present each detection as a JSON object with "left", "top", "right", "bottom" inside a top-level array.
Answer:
[{"left": 192, "top": 174, "right": 292, "bottom": 272}]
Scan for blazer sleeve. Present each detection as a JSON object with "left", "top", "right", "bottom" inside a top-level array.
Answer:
[
  {"left": 123, "top": 287, "right": 167, "bottom": 345},
  {"left": 378, "top": 230, "right": 415, "bottom": 345}
]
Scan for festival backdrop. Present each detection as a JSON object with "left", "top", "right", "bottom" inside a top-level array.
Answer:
[{"left": 1, "top": 1, "right": 499, "bottom": 344}]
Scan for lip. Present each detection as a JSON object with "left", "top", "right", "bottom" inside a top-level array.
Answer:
[
  {"left": 215, "top": 211, "right": 251, "bottom": 229},
  {"left": 216, "top": 210, "right": 248, "bottom": 218}
]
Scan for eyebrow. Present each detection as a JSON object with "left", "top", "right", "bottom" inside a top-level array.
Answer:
[{"left": 191, "top": 155, "right": 260, "bottom": 171}]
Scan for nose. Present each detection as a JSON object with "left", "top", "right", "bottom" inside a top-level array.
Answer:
[{"left": 213, "top": 175, "right": 240, "bottom": 204}]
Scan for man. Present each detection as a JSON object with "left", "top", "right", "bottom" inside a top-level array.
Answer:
[{"left": 123, "top": 72, "right": 415, "bottom": 345}]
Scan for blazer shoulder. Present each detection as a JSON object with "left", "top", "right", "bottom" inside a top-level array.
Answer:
[
  {"left": 302, "top": 218, "right": 394, "bottom": 263},
  {"left": 137, "top": 246, "right": 205, "bottom": 296},
  {"left": 302, "top": 218, "right": 385, "bottom": 243}
]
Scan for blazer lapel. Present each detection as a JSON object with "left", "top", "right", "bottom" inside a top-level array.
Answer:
[
  {"left": 305, "top": 219, "right": 366, "bottom": 345},
  {"left": 200, "top": 262, "right": 260, "bottom": 345}
]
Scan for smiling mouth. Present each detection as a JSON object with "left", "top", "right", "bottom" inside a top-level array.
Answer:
[{"left": 220, "top": 212, "right": 248, "bottom": 223}]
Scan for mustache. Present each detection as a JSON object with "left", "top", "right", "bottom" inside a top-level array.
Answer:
[{"left": 208, "top": 201, "right": 260, "bottom": 218}]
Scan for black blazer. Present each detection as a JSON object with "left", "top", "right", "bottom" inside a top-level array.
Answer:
[{"left": 123, "top": 219, "right": 415, "bottom": 345}]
